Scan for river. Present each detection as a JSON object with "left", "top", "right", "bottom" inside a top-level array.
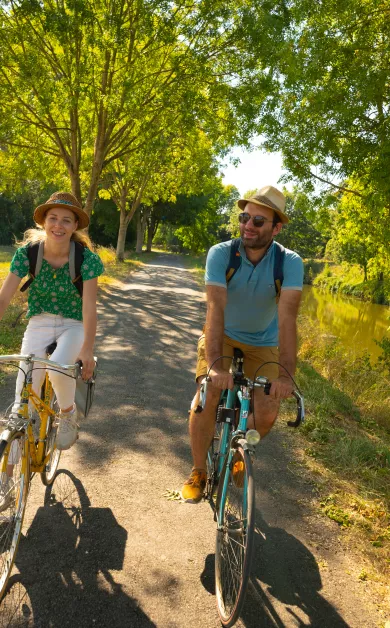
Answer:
[{"left": 301, "top": 286, "right": 390, "bottom": 361}]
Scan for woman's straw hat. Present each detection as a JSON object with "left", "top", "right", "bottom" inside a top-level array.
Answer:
[{"left": 34, "top": 191, "right": 89, "bottom": 229}]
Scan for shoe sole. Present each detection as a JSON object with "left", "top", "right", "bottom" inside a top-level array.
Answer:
[{"left": 179, "top": 491, "right": 204, "bottom": 504}]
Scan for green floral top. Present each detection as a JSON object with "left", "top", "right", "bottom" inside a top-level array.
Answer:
[{"left": 10, "top": 245, "right": 104, "bottom": 321}]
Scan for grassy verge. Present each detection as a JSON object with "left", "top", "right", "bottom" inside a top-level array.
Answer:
[
  {"left": 294, "top": 314, "right": 390, "bottom": 580},
  {"left": 313, "top": 261, "right": 390, "bottom": 305},
  {"left": 180, "top": 253, "right": 206, "bottom": 286}
]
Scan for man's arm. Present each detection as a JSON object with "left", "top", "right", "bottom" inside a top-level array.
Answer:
[
  {"left": 204, "top": 285, "right": 233, "bottom": 389},
  {"left": 270, "top": 289, "right": 302, "bottom": 399}
]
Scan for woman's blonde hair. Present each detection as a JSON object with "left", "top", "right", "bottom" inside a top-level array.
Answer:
[{"left": 17, "top": 227, "right": 93, "bottom": 250}]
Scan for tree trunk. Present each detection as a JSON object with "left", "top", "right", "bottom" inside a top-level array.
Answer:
[
  {"left": 116, "top": 215, "right": 129, "bottom": 262},
  {"left": 136, "top": 211, "right": 148, "bottom": 253},
  {"left": 146, "top": 226, "right": 153, "bottom": 252}
]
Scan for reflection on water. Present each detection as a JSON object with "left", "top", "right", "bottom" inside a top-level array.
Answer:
[{"left": 301, "top": 286, "right": 390, "bottom": 361}]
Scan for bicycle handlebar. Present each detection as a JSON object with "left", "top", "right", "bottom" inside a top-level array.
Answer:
[
  {"left": 205, "top": 372, "right": 305, "bottom": 428},
  {"left": 0, "top": 353, "right": 81, "bottom": 375}
]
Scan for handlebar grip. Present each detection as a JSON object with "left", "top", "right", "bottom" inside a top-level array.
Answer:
[
  {"left": 264, "top": 382, "right": 271, "bottom": 395},
  {"left": 287, "top": 391, "right": 305, "bottom": 428}
]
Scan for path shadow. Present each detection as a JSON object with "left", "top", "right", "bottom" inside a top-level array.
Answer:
[
  {"left": 200, "top": 511, "right": 351, "bottom": 628},
  {"left": 1, "top": 470, "right": 156, "bottom": 628}
]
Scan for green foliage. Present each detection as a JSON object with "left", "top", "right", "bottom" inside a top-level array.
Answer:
[
  {"left": 376, "top": 337, "right": 390, "bottom": 374},
  {"left": 276, "top": 189, "right": 328, "bottom": 257}
]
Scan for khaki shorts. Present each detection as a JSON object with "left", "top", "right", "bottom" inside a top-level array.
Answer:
[{"left": 195, "top": 334, "right": 279, "bottom": 382}]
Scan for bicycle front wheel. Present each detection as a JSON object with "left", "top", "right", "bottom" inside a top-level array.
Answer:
[
  {"left": 215, "top": 445, "right": 255, "bottom": 627},
  {"left": 41, "top": 390, "right": 61, "bottom": 486},
  {"left": 0, "top": 432, "right": 30, "bottom": 600}
]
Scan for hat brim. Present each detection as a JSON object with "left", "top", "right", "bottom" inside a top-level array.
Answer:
[
  {"left": 34, "top": 203, "right": 90, "bottom": 229},
  {"left": 237, "top": 198, "right": 289, "bottom": 224}
]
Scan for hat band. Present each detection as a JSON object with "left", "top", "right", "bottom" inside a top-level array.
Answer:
[
  {"left": 252, "top": 195, "right": 281, "bottom": 213},
  {"left": 49, "top": 199, "right": 77, "bottom": 207}
]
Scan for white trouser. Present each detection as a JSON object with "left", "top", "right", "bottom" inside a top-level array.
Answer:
[{"left": 13, "top": 313, "right": 84, "bottom": 413}]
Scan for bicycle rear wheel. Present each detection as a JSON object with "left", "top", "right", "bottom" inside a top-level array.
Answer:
[
  {"left": 215, "top": 445, "right": 255, "bottom": 627},
  {"left": 0, "top": 432, "right": 30, "bottom": 600},
  {"left": 41, "top": 389, "right": 61, "bottom": 486}
]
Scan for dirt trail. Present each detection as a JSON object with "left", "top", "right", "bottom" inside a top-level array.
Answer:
[{"left": 0, "top": 254, "right": 386, "bottom": 628}]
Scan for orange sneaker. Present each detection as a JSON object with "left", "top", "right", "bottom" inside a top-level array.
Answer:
[
  {"left": 180, "top": 469, "right": 207, "bottom": 503},
  {"left": 232, "top": 452, "right": 245, "bottom": 488}
]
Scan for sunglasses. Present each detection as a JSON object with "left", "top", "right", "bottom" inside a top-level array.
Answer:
[{"left": 238, "top": 212, "right": 273, "bottom": 228}]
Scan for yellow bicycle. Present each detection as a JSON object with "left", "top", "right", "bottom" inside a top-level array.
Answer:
[{"left": 0, "top": 351, "right": 80, "bottom": 600}]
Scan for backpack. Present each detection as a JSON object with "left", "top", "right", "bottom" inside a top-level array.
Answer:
[
  {"left": 225, "top": 238, "right": 285, "bottom": 302},
  {"left": 20, "top": 240, "right": 85, "bottom": 297}
]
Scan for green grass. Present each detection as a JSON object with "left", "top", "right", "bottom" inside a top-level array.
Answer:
[
  {"left": 180, "top": 252, "right": 206, "bottom": 286},
  {"left": 296, "top": 314, "right": 390, "bottom": 573},
  {"left": 313, "top": 261, "right": 390, "bottom": 304}
]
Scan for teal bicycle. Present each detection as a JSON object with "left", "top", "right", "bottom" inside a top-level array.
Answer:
[{"left": 196, "top": 349, "right": 304, "bottom": 627}]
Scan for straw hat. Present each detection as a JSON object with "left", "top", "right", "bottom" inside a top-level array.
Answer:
[
  {"left": 237, "top": 185, "right": 288, "bottom": 224},
  {"left": 34, "top": 191, "right": 89, "bottom": 229}
]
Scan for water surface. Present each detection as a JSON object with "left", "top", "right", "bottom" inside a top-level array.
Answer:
[{"left": 301, "top": 286, "right": 390, "bottom": 361}]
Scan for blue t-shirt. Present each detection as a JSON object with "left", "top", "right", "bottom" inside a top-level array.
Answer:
[{"left": 205, "top": 240, "right": 303, "bottom": 346}]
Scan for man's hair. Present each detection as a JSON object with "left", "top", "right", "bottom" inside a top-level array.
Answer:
[{"left": 272, "top": 211, "right": 282, "bottom": 227}]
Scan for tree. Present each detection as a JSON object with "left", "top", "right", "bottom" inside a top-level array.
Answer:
[
  {"left": 262, "top": 0, "right": 390, "bottom": 212},
  {"left": 275, "top": 189, "right": 328, "bottom": 258},
  {"left": 0, "top": 0, "right": 288, "bottom": 217}
]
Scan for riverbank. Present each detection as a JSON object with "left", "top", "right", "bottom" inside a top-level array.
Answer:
[{"left": 305, "top": 259, "right": 390, "bottom": 305}]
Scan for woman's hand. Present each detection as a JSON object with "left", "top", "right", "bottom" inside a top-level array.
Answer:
[{"left": 77, "top": 347, "right": 95, "bottom": 381}]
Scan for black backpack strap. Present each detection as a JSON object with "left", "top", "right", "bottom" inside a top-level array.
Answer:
[
  {"left": 20, "top": 241, "right": 44, "bottom": 292},
  {"left": 273, "top": 241, "right": 285, "bottom": 302},
  {"left": 226, "top": 238, "right": 242, "bottom": 284},
  {"left": 70, "top": 240, "right": 85, "bottom": 297}
]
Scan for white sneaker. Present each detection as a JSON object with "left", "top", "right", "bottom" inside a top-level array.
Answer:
[
  {"left": 56, "top": 406, "right": 79, "bottom": 451},
  {"left": 0, "top": 476, "right": 14, "bottom": 512}
]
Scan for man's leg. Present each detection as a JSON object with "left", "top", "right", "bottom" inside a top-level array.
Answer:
[
  {"left": 189, "top": 382, "right": 220, "bottom": 470},
  {"left": 248, "top": 388, "right": 280, "bottom": 437}
]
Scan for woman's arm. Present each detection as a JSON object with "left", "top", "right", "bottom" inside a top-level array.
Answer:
[
  {"left": 0, "top": 273, "right": 22, "bottom": 321},
  {"left": 78, "top": 277, "right": 98, "bottom": 380}
]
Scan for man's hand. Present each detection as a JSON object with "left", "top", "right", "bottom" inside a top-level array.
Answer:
[
  {"left": 269, "top": 376, "right": 294, "bottom": 400},
  {"left": 208, "top": 368, "right": 234, "bottom": 390}
]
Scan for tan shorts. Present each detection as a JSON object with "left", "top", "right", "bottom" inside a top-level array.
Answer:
[{"left": 195, "top": 334, "right": 279, "bottom": 382}]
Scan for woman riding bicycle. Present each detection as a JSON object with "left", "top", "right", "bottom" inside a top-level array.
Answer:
[{"left": 0, "top": 191, "right": 104, "bottom": 451}]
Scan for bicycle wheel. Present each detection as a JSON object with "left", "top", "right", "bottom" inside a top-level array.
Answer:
[
  {"left": 0, "top": 432, "right": 30, "bottom": 600},
  {"left": 215, "top": 445, "right": 255, "bottom": 627},
  {"left": 41, "top": 389, "right": 61, "bottom": 486}
]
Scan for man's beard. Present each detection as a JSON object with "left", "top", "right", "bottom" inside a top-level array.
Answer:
[{"left": 241, "top": 230, "right": 274, "bottom": 250}]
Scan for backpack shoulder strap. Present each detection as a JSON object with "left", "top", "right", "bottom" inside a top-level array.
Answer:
[
  {"left": 70, "top": 240, "right": 85, "bottom": 297},
  {"left": 20, "top": 241, "right": 44, "bottom": 293},
  {"left": 226, "top": 238, "right": 242, "bottom": 284},
  {"left": 273, "top": 241, "right": 285, "bottom": 303}
]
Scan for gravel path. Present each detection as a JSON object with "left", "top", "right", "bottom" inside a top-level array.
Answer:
[{"left": 0, "top": 254, "right": 386, "bottom": 628}]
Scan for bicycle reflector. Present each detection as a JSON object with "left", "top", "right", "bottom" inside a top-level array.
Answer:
[{"left": 246, "top": 429, "right": 261, "bottom": 446}]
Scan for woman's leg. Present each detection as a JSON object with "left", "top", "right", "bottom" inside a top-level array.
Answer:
[
  {"left": 49, "top": 318, "right": 84, "bottom": 450},
  {"left": 49, "top": 318, "right": 84, "bottom": 411},
  {"left": 12, "top": 314, "right": 56, "bottom": 413}
]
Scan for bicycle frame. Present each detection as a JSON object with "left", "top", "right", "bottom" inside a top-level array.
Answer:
[
  {"left": 216, "top": 384, "right": 252, "bottom": 529},
  {"left": 0, "top": 353, "right": 79, "bottom": 475}
]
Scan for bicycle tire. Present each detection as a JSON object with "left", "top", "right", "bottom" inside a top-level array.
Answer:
[
  {"left": 41, "top": 388, "right": 61, "bottom": 486},
  {"left": 215, "top": 445, "right": 255, "bottom": 627},
  {"left": 0, "top": 432, "right": 30, "bottom": 600}
]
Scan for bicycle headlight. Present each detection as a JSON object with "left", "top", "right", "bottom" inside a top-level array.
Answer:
[{"left": 246, "top": 429, "right": 261, "bottom": 446}]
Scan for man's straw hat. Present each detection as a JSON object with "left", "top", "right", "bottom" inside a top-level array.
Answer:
[{"left": 237, "top": 185, "right": 288, "bottom": 224}]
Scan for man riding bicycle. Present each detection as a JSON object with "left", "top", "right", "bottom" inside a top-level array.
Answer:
[{"left": 181, "top": 185, "right": 304, "bottom": 502}]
